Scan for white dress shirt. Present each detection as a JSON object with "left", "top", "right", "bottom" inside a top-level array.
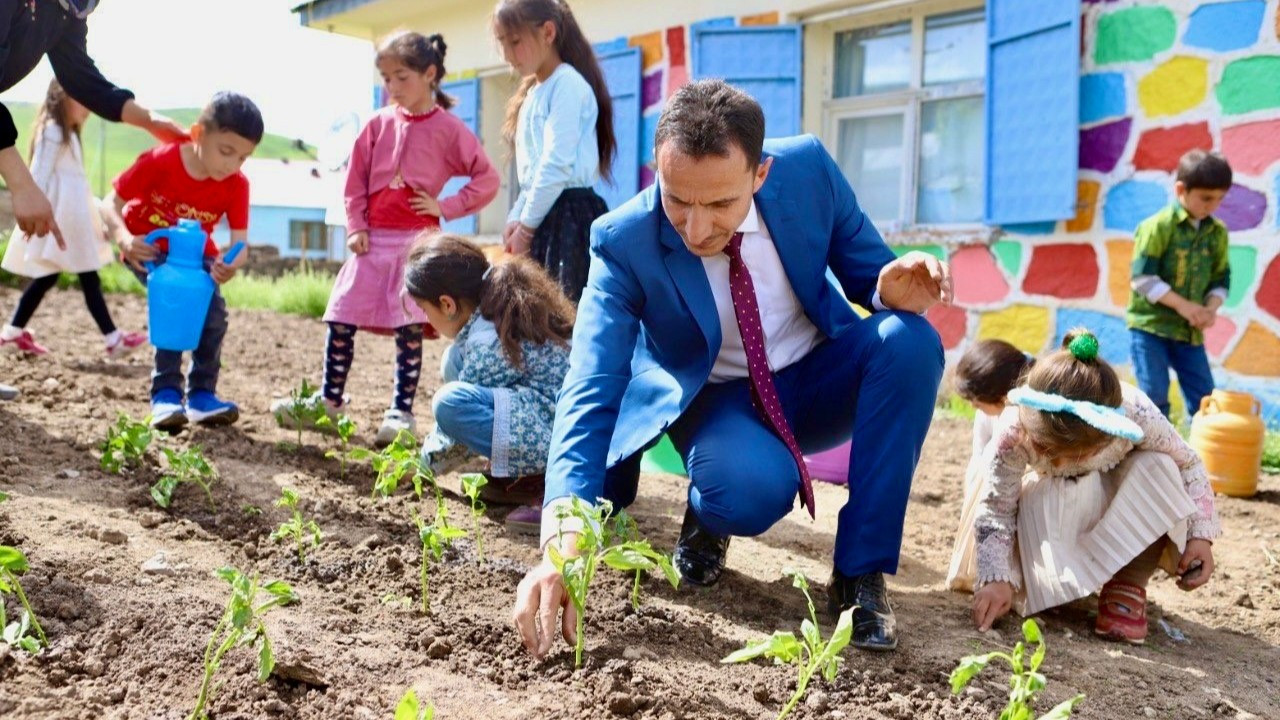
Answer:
[{"left": 702, "top": 201, "right": 824, "bottom": 383}]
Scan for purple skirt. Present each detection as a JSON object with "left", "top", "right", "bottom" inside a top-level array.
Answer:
[{"left": 324, "top": 228, "right": 427, "bottom": 332}]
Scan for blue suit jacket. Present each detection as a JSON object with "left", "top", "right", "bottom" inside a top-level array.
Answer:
[{"left": 545, "top": 134, "right": 897, "bottom": 504}]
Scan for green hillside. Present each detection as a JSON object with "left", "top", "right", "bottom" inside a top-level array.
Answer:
[{"left": 4, "top": 103, "right": 316, "bottom": 196}]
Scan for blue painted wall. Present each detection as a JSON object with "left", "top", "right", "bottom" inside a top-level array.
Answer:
[{"left": 212, "top": 205, "right": 336, "bottom": 260}]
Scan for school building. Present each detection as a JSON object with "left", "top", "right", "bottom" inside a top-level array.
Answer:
[{"left": 292, "top": 0, "right": 1280, "bottom": 425}]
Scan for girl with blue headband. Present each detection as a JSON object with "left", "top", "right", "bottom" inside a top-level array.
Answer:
[{"left": 970, "top": 329, "right": 1220, "bottom": 644}]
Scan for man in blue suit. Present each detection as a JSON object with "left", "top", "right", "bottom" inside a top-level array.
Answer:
[{"left": 514, "top": 80, "right": 951, "bottom": 655}]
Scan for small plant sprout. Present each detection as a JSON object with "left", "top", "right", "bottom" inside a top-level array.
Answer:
[
  {"left": 189, "top": 567, "right": 297, "bottom": 720},
  {"left": 371, "top": 430, "right": 436, "bottom": 501},
  {"left": 99, "top": 412, "right": 154, "bottom": 474},
  {"left": 411, "top": 501, "right": 466, "bottom": 615},
  {"left": 949, "top": 618, "right": 1085, "bottom": 720},
  {"left": 394, "top": 688, "right": 435, "bottom": 720},
  {"left": 321, "top": 414, "right": 370, "bottom": 479},
  {"left": 721, "top": 571, "right": 855, "bottom": 720},
  {"left": 459, "top": 473, "right": 488, "bottom": 563},
  {"left": 242, "top": 504, "right": 263, "bottom": 517},
  {"left": 151, "top": 446, "right": 217, "bottom": 510},
  {"left": 277, "top": 378, "right": 325, "bottom": 449},
  {"left": 270, "top": 488, "right": 321, "bottom": 564},
  {"left": 548, "top": 497, "right": 680, "bottom": 668},
  {"left": 0, "top": 546, "right": 49, "bottom": 652}
]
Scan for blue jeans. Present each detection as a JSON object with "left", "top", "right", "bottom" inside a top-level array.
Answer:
[
  {"left": 132, "top": 260, "right": 227, "bottom": 397},
  {"left": 601, "top": 311, "right": 943, "bottom": 577},
  {"left": 1129, "top": 328, "right": 1214, "bottom": 418},
  {"left": 430, "top": 342, "right": 495, "bottom": 456}
]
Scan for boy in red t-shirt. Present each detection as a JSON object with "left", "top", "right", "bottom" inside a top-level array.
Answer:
[{"left": 108, "top": 92, "right": 260, "bottom": 431}]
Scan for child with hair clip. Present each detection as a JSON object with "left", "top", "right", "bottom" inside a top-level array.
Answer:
[
  {"left": 278, "top": 31, "right": 500, "bottom": 446},
  {"left": 493, "top": 0, "right": 614, "bottom": 303},
  {"left": 403, "top": 234, "right": 574, "bottom": 533},
  {"left": 946, "top": 339, "right": 1035, "bottom": 592},
  {"left": 970, "top": 329, "right": 1220, "bottom": 644},
  {"left": 112, "top": 91, "right": 261, "bottom": 431},
  {"left": 1, "top": 79, "right": 146, "bottom": 358}
]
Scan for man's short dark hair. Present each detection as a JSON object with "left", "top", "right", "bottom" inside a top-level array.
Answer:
[
  {"left": 1176, "top": 149, "right": 1232, "bottom": 191},
  {"left": 654, "top": 79, "right": 765, "bottom": 168}
]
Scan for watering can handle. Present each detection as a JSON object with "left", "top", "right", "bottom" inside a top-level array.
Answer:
[
  {"left": 222, "top": 241, "right": 246, "bottom": 265},
  {"left": 141, "top": 228, "right": 170, "bottom": 274}
]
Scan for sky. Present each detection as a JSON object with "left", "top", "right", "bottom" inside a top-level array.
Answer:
[{"left": 1, "top": 0, "right": 375, "bottom": 145}]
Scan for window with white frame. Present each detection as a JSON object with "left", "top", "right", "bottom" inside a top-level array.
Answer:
[{"left": 824, "top": 4, "right": 986, "bottom": 229}]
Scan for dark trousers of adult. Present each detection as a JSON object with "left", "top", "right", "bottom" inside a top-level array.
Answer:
[
  {"left": 1129, "top": 328, "right": 1214, "bottom": 418},
  {"left": 600, "top": 311, "right": 944, "bottom": 578},
  {"left": 9, "top": 271, "right": 117, "bottom": 334},
  {"left": 132, "top": 261, "right": 227, "bottom": 398}
]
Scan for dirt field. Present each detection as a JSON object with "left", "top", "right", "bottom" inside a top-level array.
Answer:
[{"left": 0, "top": 285, "right": 1276, "bottom": 720}]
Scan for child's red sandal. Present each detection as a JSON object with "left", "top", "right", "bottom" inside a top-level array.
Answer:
[{"left": 1095, "top": 580, "right": 1148, "bottom": 644}]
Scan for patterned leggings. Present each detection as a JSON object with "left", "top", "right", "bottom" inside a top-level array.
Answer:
[{"left": 323, "top": 322, "right": 423, "bottom": 413}]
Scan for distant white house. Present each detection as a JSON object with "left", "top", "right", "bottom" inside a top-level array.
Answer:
[{"left": 212, "top": 157, "right": 346, "bottom": 260}]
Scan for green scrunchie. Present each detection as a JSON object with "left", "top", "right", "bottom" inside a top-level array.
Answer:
[{"left": 1068, "top": 333, "right": 1099, "bottom": 362}]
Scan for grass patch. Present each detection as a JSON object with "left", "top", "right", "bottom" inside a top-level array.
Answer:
[
  {"left": 3, "top": 234, "right": 332, "bottom": 319},
  {"left": 221, "top": 269, "right": 333, "bottom": 318},
  {"left": 1264, "top": 432, "right": 1280, "bottom": 476},
  {"left": 0, "top": 236, "right": 145, "bottom": 296},
  {"left": 936, "top": 393, "right": 977, "bottom": 422}
]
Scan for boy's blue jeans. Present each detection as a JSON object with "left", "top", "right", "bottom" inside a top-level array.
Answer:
[
  {"left": 132, "top": 259, "right": 228, "bottom": 398},
  {"left": 1129, "top": 328, "right": 1214, "bottom": 418}
]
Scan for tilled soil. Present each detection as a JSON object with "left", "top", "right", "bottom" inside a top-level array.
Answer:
[{"left": 0, "top": 286, "right": 1277, "bottom": 719}]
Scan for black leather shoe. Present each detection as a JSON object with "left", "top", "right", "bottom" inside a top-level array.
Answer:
[
  {"left": 827, "top": 570, "right": 898, "bottom": 651},
  {"left": 672, "top": 506, "right": 730, "bottom": 587}
]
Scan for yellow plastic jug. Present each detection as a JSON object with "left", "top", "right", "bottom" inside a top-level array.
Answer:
[{"left": 1190, "top": 390, "right": 1265, "bottom": 498}]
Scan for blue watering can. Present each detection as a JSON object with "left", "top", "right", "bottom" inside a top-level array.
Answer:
[{"left": 143, "top": 219, "right": 243, "bottom": 352}]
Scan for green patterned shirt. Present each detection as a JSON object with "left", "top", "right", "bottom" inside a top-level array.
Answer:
[{"left": 1126, "top": 203, "right": 1230, "bottom": 345}]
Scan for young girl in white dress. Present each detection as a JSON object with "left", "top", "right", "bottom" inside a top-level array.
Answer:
[
  {"left": 968, "top": 329, "right": 1219, "bottom": 644},
  {"left": 1, "top": 80, "right": 144, "bottom": 358}
]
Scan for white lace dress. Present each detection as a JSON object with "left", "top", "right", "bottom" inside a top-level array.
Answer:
[
  {"left": 970, "top": 383, "right": 1221, "bottom": 614},
  {"left": 1, "top": 122, "right": 111, "bottom": 277}
]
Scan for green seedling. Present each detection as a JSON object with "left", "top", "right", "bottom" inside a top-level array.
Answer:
[
  {"left": 0, "top": 545, "right": 48, "bottom": 652},
  {"left": 242, "top": 504, "right": 263, "bottom": 517},
  {"left": 380, "top": 592, "right": 412, "bottom": 610},
  {"left": 411, "top": 501, "right": 466, "bottom": 615},
  {"left": 189, "top": 567, "right": 296, "bottom": 720},
  {"left": 394, "top": 688, "right": 435, "bottom": 720},
  {"left": 151, "top": 446, "right": 217, "bottom": 510},
  {"left": 548, "top": 497, "right": 679, "bottom": 668},
  {"left": 270, "top": 488, "right": 321, "bottom": 563},
  {"left": 949, "top": 618, "right": 1085, "bottom": 720},
  {"left": 722, "top": 571, "right": 855, "bottom": 720},
  {"left": 371, "top": 430, "right": 435, "bottom": 501},
  {"left": 278, "top": 378, "right": 325, "bottom": 449},
  {"left": 321, "top": 414, "right": 370, "bottom": 479},
  {"left": 459, "top": 473, "right": 488, "bottom": 563},
  {"left": 0, "top": 491, "right": 8, "bottom": 503},
  {"left": 99, "top": 413, "right": 154, "bottom": 474}
]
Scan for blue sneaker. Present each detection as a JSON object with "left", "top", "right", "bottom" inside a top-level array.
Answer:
[
  {"left": 150, "top": 388, "right": 188, "bottom": 432},
  {"left": 187, "top": 390, "right": 239, "bottom": 426}
]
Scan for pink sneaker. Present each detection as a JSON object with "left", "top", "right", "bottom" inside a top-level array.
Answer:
[
  {"left": 0, "top": 330, "right": 49, "bottom": 356},
  {"left": 105, "top": 331, "right": 147, "bottom": 358}
]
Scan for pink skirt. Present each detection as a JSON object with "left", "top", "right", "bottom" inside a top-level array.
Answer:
[{"left": 324, "top": 228, "right": 428, "bottom": 332}]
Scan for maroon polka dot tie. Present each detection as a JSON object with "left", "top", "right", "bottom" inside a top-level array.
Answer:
[{"left": 724, "top": 232, "right": 816, "bottom": 518}]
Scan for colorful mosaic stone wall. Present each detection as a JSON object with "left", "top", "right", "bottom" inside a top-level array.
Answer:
[
  {"left": 916, "top": 0, "right": 1280, "bottom": 426},
  {"left": 602, "top": 3, "right": 1278, "bottom": 425}
]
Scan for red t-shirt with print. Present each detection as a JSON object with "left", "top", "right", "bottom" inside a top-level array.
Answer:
[{"left": 113, "top": 142, "right": 249, "bottom": 257}]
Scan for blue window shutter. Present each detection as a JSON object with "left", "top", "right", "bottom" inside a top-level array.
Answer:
[
  {"left": 594, "top": 46, "right": 641, "bottom": 210},
  {"left": 439, "top": 77, "right": 481, "bottom": 235},
  {"left": 985, "top": 0, "right": 1080, "bottom": 225},
  {"left": 692, "top": 24, "right": 802, "bottom": 138}
]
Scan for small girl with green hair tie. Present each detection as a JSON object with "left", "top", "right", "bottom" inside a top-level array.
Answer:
[{"left": 970, "top": 328, "right": 1220, "bottom": 645}]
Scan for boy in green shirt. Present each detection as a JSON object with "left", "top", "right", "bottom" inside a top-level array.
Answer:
[{"left": 1127, "top": 150, "right": 1232, "bottom": 418}]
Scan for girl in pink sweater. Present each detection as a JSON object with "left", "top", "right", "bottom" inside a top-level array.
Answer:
[{"left": 278, "top": 32, "right": 499, "bottom": 446}]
